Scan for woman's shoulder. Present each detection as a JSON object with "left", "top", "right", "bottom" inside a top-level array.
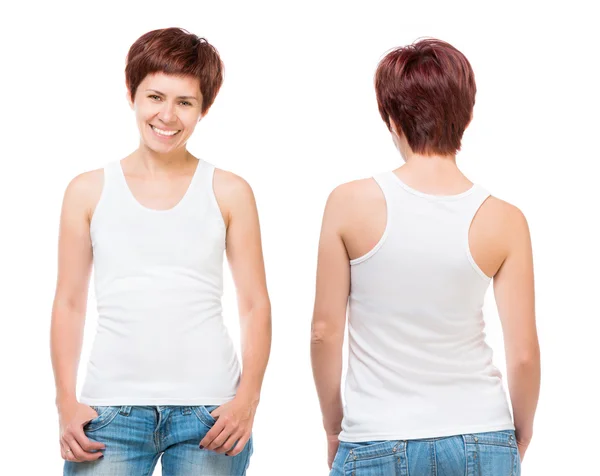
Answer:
[
  {"left": 472, "top": 193, "right": 531, "bottom": 265},
  {"left": 212, "top": 167, "right": 254, "bottom": 199},
  {"left": 63, "top": 167, "right": 106, "bottom": 222},
  {"left": 478, "top": 194, "right": 529, "bottom": 234},
  {"left": 67, "top": 168, "right": 104, "bottom": 198},
  {"left": 323, "top": 177, "right": 385, "bottom": 236},
  {"left": 327, "top": 177, "right": 385, "bottom": 213}
]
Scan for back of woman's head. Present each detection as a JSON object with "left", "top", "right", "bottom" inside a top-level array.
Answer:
[
  {"left": 375, "top": 38, "right": 476, "bottom": 156},
  {"left": 125, "top": 27, "right": 224, "bottom": 114}
]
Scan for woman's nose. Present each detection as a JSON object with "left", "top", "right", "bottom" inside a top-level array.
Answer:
[{"left": 158, "top": 102, "right": 176, "bottom": 123}]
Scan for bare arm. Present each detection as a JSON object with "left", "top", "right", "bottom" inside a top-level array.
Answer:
[
  {"left": 310, "top": 187, "right": 350, "bottom": 468},
  {"left": 51, "top": 174, "right": 93, "bottom": 405},
  {"left": 50, "top": 171, "right": 105, "bottom": 462},
  {"left": 225, "top": 174, "right": 271, "bottom": 407},
  {"left": 493, "top": 205, "right": 540, "bottom": 460},
  {"left": 200, "top": 170, "right": 271, "bottom": 457}
]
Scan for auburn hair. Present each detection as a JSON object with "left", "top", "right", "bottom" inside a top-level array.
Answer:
[
  {"left": 375, "top": 38, "right": 476, "bottom": 156},
  {"left": 125, "top": 28, "right": 223, "bottom": 114}
]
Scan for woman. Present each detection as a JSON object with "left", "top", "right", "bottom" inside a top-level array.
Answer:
[
  {"left": 311, "top": 38, "right": 540, "bottom": 475},
  {"left": 51, "top": 28, "right": 271, "bottom": 475}
]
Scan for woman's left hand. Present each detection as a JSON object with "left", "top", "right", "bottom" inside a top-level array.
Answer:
[
  {"left": 199, "top": 397, "right": 257, "bottom": 456},
  {"left": 327, "top": 433, "right": 341, "bottom": 470}
]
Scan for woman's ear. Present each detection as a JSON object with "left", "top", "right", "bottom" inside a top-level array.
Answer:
[
  {"left": 465, "top": 110, "right": 474, "bottom": 129},
  {"left": 389, "top": 117, "right": 401, "bottom": 137},
  {"left": 126, "top": 90, "right": 134, "bottom": 110}
]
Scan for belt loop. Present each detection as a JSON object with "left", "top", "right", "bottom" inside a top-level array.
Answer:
[
  {"left": 119, "top": 406, "right": 132, "bottom": 416},
  {"left": 182, "top": 406, "right": 192, "bottom": 415}
]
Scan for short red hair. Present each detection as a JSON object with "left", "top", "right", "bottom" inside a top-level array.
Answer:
[
  {"left": 125, "top": 28, "right": 224, "bottom": 114},
  {"left": 375, "top": 38, "right": 476, "bottom": 156}
]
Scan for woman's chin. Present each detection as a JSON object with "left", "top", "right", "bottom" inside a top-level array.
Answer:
[{"left": 140, "top": 138, "right": 185, "bottom": 154}]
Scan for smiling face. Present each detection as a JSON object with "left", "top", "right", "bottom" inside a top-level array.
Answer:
[{"left": 128, "top": 72, "right": 205, "bottom": 154}]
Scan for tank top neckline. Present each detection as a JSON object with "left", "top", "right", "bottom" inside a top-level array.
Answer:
[
  {"left": 117, "top": 158, "right": 202, "bottom": 213},
  {"left": 389, "top": 171, "right": 477, "bottom": 200}
]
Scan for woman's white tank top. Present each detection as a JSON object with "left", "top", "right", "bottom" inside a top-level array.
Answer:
[
  {"left": 79, "top": 159, "right": 240, "bottom": 406},
  {"left": 339, "top": 171, "right": 514, "bottom": 442}
]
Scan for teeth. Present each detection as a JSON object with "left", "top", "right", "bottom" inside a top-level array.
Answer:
[{"left": 151, "top": 125, "right": 179, "bottom": 136}]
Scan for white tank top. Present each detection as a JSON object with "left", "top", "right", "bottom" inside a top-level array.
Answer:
[
  {"left": 79, "top": 159, "right": 240, "bottom": 406},
  {"left": 339, "top": 171, "right": 514, "bottom": 442}
]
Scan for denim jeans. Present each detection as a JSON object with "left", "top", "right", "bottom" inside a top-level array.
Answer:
[
  {"left": 331, "top": 430, "right": 520, "bottom": 476},
  {"left": 63, "top": 405, "right": 253, "bottom": 475}
]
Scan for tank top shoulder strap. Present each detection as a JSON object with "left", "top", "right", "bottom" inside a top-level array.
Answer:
[
  {"left": 372, "top": 170, "right": 402, "bottom": 202},
  {"left": 193, "top": 159, "right": 215, "bottom": 190},
  {"left": 181, "top": 158, "right": 225, "bottom": 222},
  {"left": 102, "top": 159, "right": 129, "bottom": 201},
  {"left": 184, "top": 158, "right": 215, "bottom": 201},
  {"left": 90, "top": 160, "right": 127, "bottom": 232},
  {"left": 461, "top": 183, "right": 492, "bottom": 228},
  {"left": 370, "top": 171, "right": 408, "bottom": 223},
  {"left": 373, "top": 170, "right": 399, "bottom": 191}
]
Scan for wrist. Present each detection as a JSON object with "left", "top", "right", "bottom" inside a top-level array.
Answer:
[
  {"left": 55, "top": 388, "right": 77, "bottom": 403},
  {"left": 515, "top": 427, "right": 533, "bottom": 444},
  {"left": 324, "top": 423, "right": 342, "bottom": 437},
  {"left": 234, "top": 390, "right": 260, "bottom": 409},
  {"left": 55, "top": 394, "right": 77, "bottom": 410}
]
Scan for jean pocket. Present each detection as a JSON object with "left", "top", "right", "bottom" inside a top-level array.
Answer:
[
  {"left": 465, "top": 430, "right": 519, "bottom": 475},
  {"left": 341, "top": 441, "right": 402, "bottom": 475},
  {"left": 191, "top": 405, "right": 219, "bottom": 428},
  {"left": 466, "top": 430, "right": 516, "bottom": 448},
  {"left": 84, "top": 406, "right": 121, "bottom": 432}
]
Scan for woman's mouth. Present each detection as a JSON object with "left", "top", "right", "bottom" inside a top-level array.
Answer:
[{"left": 150, "top": 124, "right": 181, "bottom": 138}]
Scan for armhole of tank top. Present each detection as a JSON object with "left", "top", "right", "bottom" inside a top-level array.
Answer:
[
  {"left": 204, "top": 161, "right": 227, "bottom": 233},
  {"left": 349, "top": 174, "right": 391, "bottom": 266},
  {"left": 89, "top": 164, "right": 109, "bottom": 234},
  {"left": 465, "top": 188, "right": 493, "bottom": 281}
]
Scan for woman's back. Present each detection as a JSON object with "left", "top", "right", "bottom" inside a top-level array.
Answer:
[
  {"left": 312, "top": 39, "right": 537, "bottom": 472},
  {"left": 338, "top": 168, "right": 515, "bottom": 442}
]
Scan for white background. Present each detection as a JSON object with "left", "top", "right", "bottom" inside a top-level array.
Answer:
[{"left": 1, "top": 0, "right": 598, "bottom": 474}]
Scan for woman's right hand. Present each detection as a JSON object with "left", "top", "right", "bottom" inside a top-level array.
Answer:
[
  {"left": 327, "top": 432, "right": 340, "bottom": 470},
  {"left": 516, "top": 431, "right": 531, "bottom": 462},
  {"left": 58, "top": 400, "right": 105, "bottom": 462}
]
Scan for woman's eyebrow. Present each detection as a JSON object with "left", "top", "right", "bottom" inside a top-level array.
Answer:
[{"left": 145, "top": 89, "right": 199, "bottom": 100}]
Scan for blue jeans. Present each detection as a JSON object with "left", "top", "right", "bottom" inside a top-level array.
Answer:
[
  {"left": 64, "top": 405, "right": 253, "bottom": 475},
  {"left": 331, "top": 430, "right": 520, "bottom": 476}
]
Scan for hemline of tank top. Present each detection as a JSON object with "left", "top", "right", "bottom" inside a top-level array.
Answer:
[
  {"left": 79, "top": 395, "right": 237, "bottom": 406},
  {"left": 338, "top": 421, "right": 516, "bottom": 443}
]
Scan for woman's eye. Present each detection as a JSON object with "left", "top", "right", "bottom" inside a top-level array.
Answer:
[
  {"left": 149, "top": 95, "right": 161, "bottom": 100},
  {"left": 180, "top": 101, "right": 192, "bottom": 106}
]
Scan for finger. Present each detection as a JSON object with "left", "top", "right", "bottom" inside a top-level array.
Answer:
[
  {"left": 226, "top": 435, "right": 250, "bottom": 457},
  {"left": 63, "top": 435, "right": 86, "bottom": 462},
  {"left": 60, "top": 440, "right": 71, "bottom": 461},
  {"left": 73, "top": 426, "right": 106, "bottom": 452},
  {"left": 83, "top": 408, "right": 99, "bottom": 424},
  {"left": 214, "top": 433, "right": 240, "bottom": 454},
  {"left": 205, "top": 426, "right": 233, "bottom": 451},
  {"left": 199, "top": 418, "right": 227, "bottom": 449},
  {"left": 62, "top": 445, "right": 79, "bottom": 462},
  {"left": 64, "top": 434, "right": 102, "bottom": 462},
  {"left": 209, "top": 406, "right": 222, "bottom": 419}
]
